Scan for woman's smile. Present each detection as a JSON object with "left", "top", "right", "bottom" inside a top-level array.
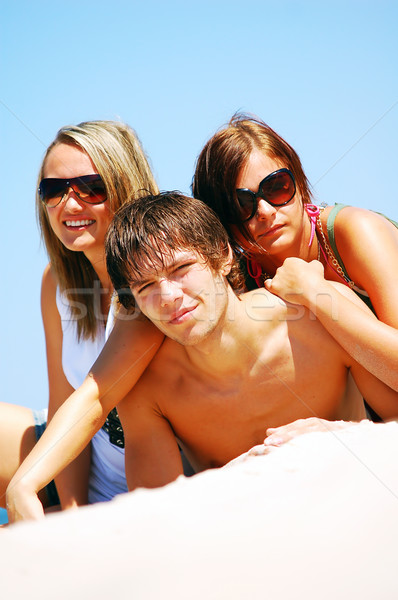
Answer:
[{"left": 43, "top": 143, "right": 112, "bottom": 260}]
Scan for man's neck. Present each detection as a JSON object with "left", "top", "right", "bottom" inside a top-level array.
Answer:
[{"left": 182, "top": 286, "right": 270, "bottom": 379}]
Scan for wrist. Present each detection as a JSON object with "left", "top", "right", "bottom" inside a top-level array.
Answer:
[
  {"left": 305, "top": 280, "right": 336, "bottom": 314},
  {"left": 7, "top": 472, "right": 39, "bottom": 500}
]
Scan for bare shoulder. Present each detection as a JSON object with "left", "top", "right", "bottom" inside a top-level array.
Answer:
[
  {"left": 41, "top": 263, "right": 58, "bottom": 296},
  {"left": 41, "top": 263, "right": 59, "bottom": 319},
  {"left": 333, "top": 205, "right": 397, "bottom": 241},
  {"left": 321, "top": 205, "right": 397, "bottom": 246},
  {"left": 242, "top": 286, "right": 348, "bottom": 372},
  {"left": 242, "top": 287, "right": 304, "bottom": 323},
  {"left": 125, "top": 337, "right": 185, "bottom": 412},
  {"left": 242, "top": 287, "right": 286, "bottom": 311},
  {"left": 134, "top": 336, "right": 184, "bottom": 380},
  {"left": 321, "top": 205, "right": 398, "bottom": 294}
]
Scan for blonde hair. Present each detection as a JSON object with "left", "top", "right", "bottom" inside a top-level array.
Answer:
[{"left": 37, "top": 120, "right": 158, "bottom": 339}]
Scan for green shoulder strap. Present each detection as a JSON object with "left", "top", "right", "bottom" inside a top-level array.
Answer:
[{"left": 326, "top": 204, "right": 349, "bottom": 280}]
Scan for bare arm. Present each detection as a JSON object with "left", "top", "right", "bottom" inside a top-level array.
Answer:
[
  {"left": 41, "top": 265, "right": 91, "bottom": 510},
  {"left": 6, "top": 301, "right": 164, "bottom": 522},
  {"left": 266, "top": 207, "right": 398, "bottom": 391},
  {"left": 117, "top": 386, "right": 183, "bottom": 491}
]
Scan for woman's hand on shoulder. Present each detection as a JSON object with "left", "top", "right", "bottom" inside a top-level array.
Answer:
[{"left": 264, "top": 257, "right": 328, "bottom": 307}]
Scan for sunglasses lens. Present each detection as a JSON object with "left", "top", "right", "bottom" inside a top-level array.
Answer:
[
  {"left": 75, "top": 176, "right": 106, "bottom": 204},
  {"left": 39, "top": 175, "right": 106, "bottom": 207},
  {"left": 236, "top": 190, "right": 256, "bottom": 221},
  {"left": 38, "top": 180, "right": 67, "bottom": 207},
  {"left": 260, "top": 171, "right": 295, "bottom": 206}
]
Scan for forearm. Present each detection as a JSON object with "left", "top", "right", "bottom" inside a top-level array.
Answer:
[
  {"left": 118, "top": 393, "right": 183, "bottom": 491},
  {"left": 305, "top": 281, "right": 398, "bottom": 390},
  {"left": 46, "top": 391, "right": 93, "bottom": 509},
  {"left": 6, "top": 381, "right": 106, "bottom": 521}
]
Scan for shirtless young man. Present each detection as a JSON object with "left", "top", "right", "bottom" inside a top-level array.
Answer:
[
  {"left": 105, "top": 192, "right": 398, "bottom": 490},
  {"left": 7, "top": 192, "right": 398, "bottom": 522}
]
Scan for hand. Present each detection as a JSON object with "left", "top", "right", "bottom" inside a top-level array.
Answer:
[
  {"left": 264, "top": 257, "right": 326, "bottom": 306},
  {"left": 6, "top": 482, "right": 45, "bottom": 523},
  {"left": 223, "top": 444, "right": 275, "bottom": 467},
  {"left": 264, "top": 417, "right": 358, "bottom": 447}
]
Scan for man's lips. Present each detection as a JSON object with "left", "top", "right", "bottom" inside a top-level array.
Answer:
[{"left": 168, "top": 305, "right": 198, "bottom": 324}]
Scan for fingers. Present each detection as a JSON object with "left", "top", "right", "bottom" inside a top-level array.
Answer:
[
  {"left": 247, "top": 444, "right": 275, "bottom": 456},
  {"left": 263, "top": 418, "right": 325, "bottom": 447},
  {"left": 263, "top": 418, "right": 359, "bottom": 449},
  {"left": 264, "top": 278, "right": 272, "bottom": 290}
]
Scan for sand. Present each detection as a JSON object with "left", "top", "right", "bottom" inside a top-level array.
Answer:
[{"left": 1, "top": 420, "right": 397, "bottom": 599}]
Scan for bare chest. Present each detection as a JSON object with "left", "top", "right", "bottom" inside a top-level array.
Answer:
[{"left": 144, "top": 332, "right": 353, "bottom": 470}]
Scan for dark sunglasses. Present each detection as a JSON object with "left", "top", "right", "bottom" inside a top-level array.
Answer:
[
  {"left": 234, "top": 168, "right": 296, "bottom": 222},
  {"left": 38, "top": 174, "right": 107, "bottom": 208}
]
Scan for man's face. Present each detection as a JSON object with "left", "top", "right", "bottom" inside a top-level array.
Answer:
[{"left": 130, "top": 249, "right": 230, "bottom": 346}]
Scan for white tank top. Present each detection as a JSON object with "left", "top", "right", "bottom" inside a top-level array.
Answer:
[{"left": 55, "top": 288, "right": 128, "bottom": 502}]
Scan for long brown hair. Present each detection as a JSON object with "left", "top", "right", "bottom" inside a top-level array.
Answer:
[
  {"left": 192, "top": 112, "right": 313, "bottom": 251},
  {"left": 37, "top": 120, "right": 158, "bottom": 339}
]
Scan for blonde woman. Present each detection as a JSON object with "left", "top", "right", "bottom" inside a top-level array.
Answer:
[{"left": 1, "top": 121, "right": 163, "bottom": 514}]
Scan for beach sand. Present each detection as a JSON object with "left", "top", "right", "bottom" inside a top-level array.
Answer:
[{"left": 1, "top": 420, "right": 397, "bottom": 599}]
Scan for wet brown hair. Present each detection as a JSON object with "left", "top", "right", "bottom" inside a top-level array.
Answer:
[{"left": 105, "top": 191, "right": 245, "bottom": 309}]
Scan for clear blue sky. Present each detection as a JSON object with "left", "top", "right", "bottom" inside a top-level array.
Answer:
[{"left": 1, "top": 0, "right": 397, "bottom": 412}]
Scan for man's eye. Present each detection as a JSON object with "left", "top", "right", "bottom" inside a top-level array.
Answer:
[
  {"left": 175, "top": 262, "right": 193, "bottom": 272},
  {"left": 136, "top": 282, "right": 154, "bottom": 294}
]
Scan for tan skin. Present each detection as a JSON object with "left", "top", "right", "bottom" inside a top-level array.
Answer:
[
  {"left": 35, "top": 143, "right": 114, "bottom": 511},
  {"left": 0, "top": 404, "right": 49, "bottom": 508},
  {"left": 232, "top": 149, "right": 398, "bottom": 391},
  {"left": 6, "top": 142, "right": 397, "bottom": 515},
  {"left": 1, "top": 143, "right": 103, "bottom": 511},
  {"left": 6, "top": 238, "right": 398, "bottom": 519},
  {"left": 116, "top": 251, "right": 398, "bottom": 491},
  {"left": 3, "top": 144, "right": 164, "bottom": 518},
  {"left": 262, "top": 417, "right": 368, "bottom": 449}
]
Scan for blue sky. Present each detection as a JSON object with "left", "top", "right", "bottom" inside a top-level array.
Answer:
[{"left": 1, "top": 0, "right": 397, "bottom": 413}]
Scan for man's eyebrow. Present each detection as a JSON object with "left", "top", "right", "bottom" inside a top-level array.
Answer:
[
  {"left": 129, "top": 276, "right": 151, "bottom": 290},
  {"left": 129, "top": 253, "right": 195, "bottom": 289}
]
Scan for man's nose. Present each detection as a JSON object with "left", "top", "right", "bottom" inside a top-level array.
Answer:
[{"left": 158, "top": 279, "right": 181, "bottom": 307}]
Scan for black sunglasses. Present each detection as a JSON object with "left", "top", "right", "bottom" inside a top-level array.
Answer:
[
  {"left": 234, "top": 168, "right": 296, "bottom": 222},
  {"left": 38, "top": 174, "right": 107, "bottom": 208}
]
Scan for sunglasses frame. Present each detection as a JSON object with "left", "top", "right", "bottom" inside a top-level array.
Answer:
[
  {"left": 38, "top": 174, "right": 107, "bottom": 208},
  {"left": 235, "top": 168, "right": 296, "bottom": 222}
]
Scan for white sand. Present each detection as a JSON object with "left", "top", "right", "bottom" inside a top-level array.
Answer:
[{"left": 1, "top": 420, "right": 398, "bottom": 599}]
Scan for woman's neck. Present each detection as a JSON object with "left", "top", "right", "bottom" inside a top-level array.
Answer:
[
  {"left": 85, "top": 249, "right": 111, "bottom": 290},
  {"left": 85, "top": 250, "right": 113, "bottom": 319}
]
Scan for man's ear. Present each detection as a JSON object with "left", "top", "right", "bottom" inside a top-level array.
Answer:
[{"left": 221, "top": 244, "right": 234, "bottom": 276}]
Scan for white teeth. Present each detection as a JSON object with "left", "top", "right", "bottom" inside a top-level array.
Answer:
[{"left": 65, "top": 219, "right": 95, "bottom": 227}]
